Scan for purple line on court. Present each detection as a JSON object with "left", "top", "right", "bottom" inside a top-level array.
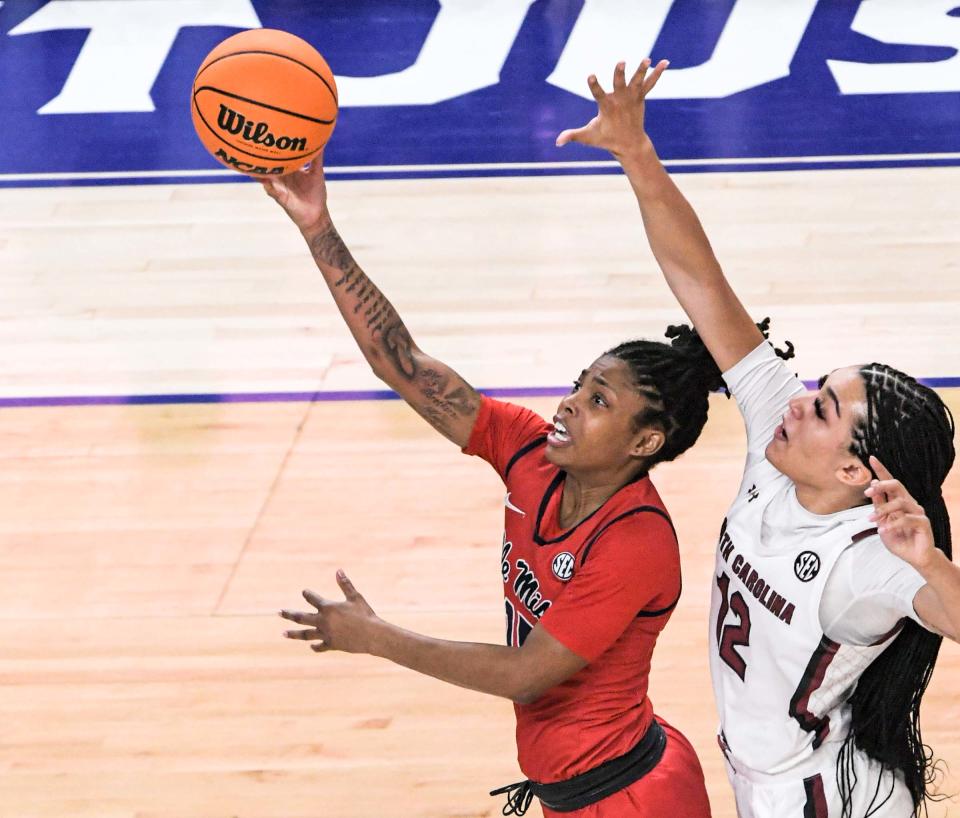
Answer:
[{"left": 1, "top": 379, "right": 958, "bottom": 409}]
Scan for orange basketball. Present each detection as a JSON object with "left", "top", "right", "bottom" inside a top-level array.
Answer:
[{"left": 191, "top": 28, "right": 338, "bottom": 177}]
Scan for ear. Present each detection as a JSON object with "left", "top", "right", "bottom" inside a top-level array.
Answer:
[
  {"left": 835, "top": 456, "right": 872, "bottom": 490},
  {"left": 631, "top": 428, "right": 665, "bottom": 459}
]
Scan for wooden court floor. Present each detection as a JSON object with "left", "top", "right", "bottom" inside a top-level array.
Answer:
[{"left": 0, "top": 169, "right": 958, "bottom": 817}]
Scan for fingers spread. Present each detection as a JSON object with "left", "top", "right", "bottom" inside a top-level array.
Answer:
[
  {"left": 303, "top": 589, "right": 326, "bottom": 609},
  {"left": 587, "top": 74, "right": 606, "bottom": 103},
  {"left": 613, "top": 61, "right": 627, "bottom": 90},
  {"left": 643, "top": 59, "right": 670, "bottom": 94},
  {"left": 336, "top": 569, "right": 359, "bottom": 601},
  {"left": 628, "top": 57, "right": 651, "bottom": 88},
  {"left": 279, "top": 609, "right": 315, "bottom": 625},
  {"left": 284, "top": 627, "right": 324, "bottom": 641},
  {"left": 556, "top": 126, "right": 588, "bottom": 147}
]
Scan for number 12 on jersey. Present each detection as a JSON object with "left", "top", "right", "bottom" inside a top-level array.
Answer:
[{"left": 716, "top": 572, "right": 752, "bottom": 680}]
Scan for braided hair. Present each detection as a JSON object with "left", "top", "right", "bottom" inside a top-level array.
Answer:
[
  {"left": 837, "top": 364, "right": 955, "bottom": 817},
  {"left": 606, "top": 317, "right": 794, "bottom": 472}
]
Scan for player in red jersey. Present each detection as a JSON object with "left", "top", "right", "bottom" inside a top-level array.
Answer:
[{"left": 270, "top": 61, "right": 734, "bottom": 816}]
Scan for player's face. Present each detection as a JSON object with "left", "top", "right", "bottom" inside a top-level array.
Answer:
[
  {"left": 545, "top": 356, "right": 662, "bottom": 475},
  {"left": 765, "top": 365, "right": 870, "bottom": 491}
]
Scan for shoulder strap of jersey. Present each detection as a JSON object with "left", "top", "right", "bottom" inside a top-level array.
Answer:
[
  {"left": 504, "top": 435, "right": 547, "bottom": 479},
  {"left": 579, "top": 506, "right": 681, "bottom": 618},
  {"left": 579, "top": 506, "right": 677, "bottom": 566}
]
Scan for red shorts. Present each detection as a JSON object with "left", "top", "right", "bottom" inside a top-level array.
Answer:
[{"left": 541, "top": 718, "right": 712, "bottom": 818}]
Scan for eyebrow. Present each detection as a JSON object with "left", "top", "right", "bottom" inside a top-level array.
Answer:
[
  {"left": 586, "top": 371, "right": 617, "bottom": 396},
  {"left": 826, "top": 386, "right": 841, "bottom": 417}
]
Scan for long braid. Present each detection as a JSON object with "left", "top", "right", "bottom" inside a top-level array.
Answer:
[
  {"left": 607, "top": 318, "right": 794, "bottom": 470},
  {"left": 838, "top": 364, "right": 955, "bottom": 817}
]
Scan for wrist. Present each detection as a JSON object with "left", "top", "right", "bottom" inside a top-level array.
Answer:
[
  {"left": 299, "top": 213, "right": 334, "bottom": 244},
  {"left": 364, "top": 616, "right": 394, "bottom": 658},
  {"left": 615, "top": 137, "right": 659, "bottom": 174},
  {"left": 917, "top": 547, "right": 951, "bottom": 580}
]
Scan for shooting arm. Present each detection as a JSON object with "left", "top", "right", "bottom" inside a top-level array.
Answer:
[{"left": 303, "top": 218, "right": 481, "bottom": 447}]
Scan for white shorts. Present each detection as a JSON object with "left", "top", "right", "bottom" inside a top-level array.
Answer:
[{"left": 724, "top": 742, "right": 915, "bottom": 817}]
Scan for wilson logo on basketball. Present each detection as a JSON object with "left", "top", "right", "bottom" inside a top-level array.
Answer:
[{"left": 216, "top": 105, "right": 308, "bottom": 152}]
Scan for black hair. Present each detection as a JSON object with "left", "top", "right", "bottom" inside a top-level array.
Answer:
[
  {"left": 837, "top": 364, "right": 955, "bottom": 817},
  {"left": 606, "top": 317, "right": 794, "bottom": 472}
]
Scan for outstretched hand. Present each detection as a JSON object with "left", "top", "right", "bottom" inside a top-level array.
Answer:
[
  {"left": 556, "top": 58, "right": 669, "bottom": 158},
  {"left": 866, "top": 456, "right": 938, "bottom": 572},
  {"left": 280, "top": 570, "right": 379, "bottom": 654},
  {"left": 260, "top": 152, "right": 330, "bottom": 234}
]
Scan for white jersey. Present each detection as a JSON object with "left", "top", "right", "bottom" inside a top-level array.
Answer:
[{"left": 710, "top": 342, "right": 922, "bottom": 781}]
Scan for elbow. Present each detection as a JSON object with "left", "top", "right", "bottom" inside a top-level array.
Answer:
[
  {"left": 362, "top": 347, "right": 390, "bottom": 382},
  {"left": 930, "top": 624, "right": 957, "bottom": 643},
  {"left": 364, "top": 347, "right": 399, "bottom": 386},
  {"left": 364, "top": 342, "right": 420, "bottom": 386}
]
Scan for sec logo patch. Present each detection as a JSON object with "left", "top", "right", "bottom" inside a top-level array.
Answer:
[
  {"left": 794, "top": 550, "right": 821, "bottom": 582},
  {"left": 552, "top": 551, "right": 575, "bottom": 581}
]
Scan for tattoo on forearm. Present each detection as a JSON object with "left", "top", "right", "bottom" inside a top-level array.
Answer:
[
  {"left": 309, "top": 222, "right": 479, "bottom": 437},
  {"left": 311, "top": 223, "right": 357, "bottom": 278},
  {"left": 312, "top": 225, "right": 403, "bottom": 333}
]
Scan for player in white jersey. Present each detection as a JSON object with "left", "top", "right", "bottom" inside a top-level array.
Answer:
[{"left": 557, "top": 60, "right": 960, "bottom": 816}]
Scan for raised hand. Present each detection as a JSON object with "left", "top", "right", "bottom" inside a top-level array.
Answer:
[
  {"left": 865, "top": 455, "right": 938, "bottom": 572},
  {"left": 280, "top": 570, "right": 379, "bottom": 654},
  {"left": 555, "top": 58, "right": 669, "bottom": 159},
  {"left": 260, "top": 152, "right": 330, "bottom": 234}
]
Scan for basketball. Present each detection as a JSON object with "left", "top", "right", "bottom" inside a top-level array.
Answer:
[{"left": 191, "top": 28, "right": 338, "bottom": 177}]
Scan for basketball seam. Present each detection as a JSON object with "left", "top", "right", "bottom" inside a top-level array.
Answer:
[
  {"left": 192, "top": 96, "right": 323, "bottom": 164},
  {"left": 194, "top": 49, "right": 338, "bottom": 105},
  {"left": 193, "top": 86, "right": 336, "bottom": 127}
]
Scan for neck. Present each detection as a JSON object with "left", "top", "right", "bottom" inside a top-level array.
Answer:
[
  {"left": 793, "top": 480, "right": 868, "bottom": 516},
  {"left": 559, "top": 468, "right": 642, "bottom": 528}
]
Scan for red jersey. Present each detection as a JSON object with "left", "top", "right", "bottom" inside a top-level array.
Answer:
[{"left": 464, "top": 396, "right": 682, "bottom": 784}]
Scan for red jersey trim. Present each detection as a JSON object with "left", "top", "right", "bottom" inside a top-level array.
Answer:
[
  {"left": 850, "top": 526, "right": 879, "bottom": 545},
  {"left": 636, "top": 588, "right": 682, "bottom": 619},
  {"left": 580, "top": 506, "right": 677, "bottom": 566},
  {"left": 868, "top": 618, "right": 905, "bottom": 647},
  {"left": 531, "top": 472, "right": 656, "bottom": 547},
  {"left": 802, "top": 773, "right": 829, "bottom": 818},
  {"left": 788, "top": 635, "right": 842, "bottom": 749},
  {"left": 579, "top": 505, "right": 682, "bottom": 618}
]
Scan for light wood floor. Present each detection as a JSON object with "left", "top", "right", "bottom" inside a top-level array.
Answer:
[{"left": 1, "top": 168, "right": 958, "bottom": 817}]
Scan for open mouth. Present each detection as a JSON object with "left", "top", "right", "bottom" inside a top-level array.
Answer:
[
  {"left": 774, "top": 422, "right": 788, "bottom": 442},
  {"left": 547, "top": 416, "right": 572, "bottom": 447}
]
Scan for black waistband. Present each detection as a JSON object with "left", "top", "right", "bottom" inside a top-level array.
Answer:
[{"left": 489, "top": 719, "right": 667, "bottom": 815}]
